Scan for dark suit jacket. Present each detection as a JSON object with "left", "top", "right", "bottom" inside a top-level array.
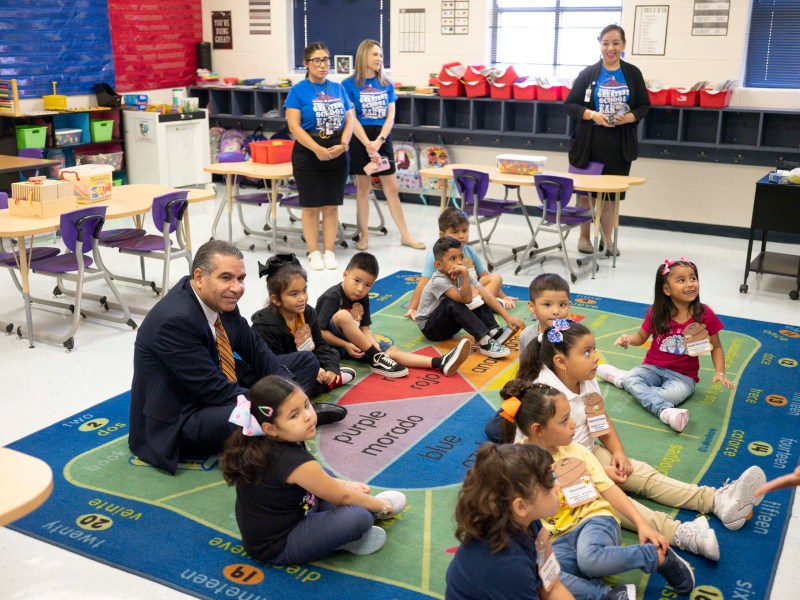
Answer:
[{"left": 129, "top": 276, "right": 283, "bottom": 473}]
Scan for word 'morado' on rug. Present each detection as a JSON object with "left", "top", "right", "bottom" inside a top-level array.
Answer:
[{"left": 7, "top": 270, "right": 799, "bottom": 599}]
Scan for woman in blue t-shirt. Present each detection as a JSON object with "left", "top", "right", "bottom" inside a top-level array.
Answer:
[
  {"left": 285, "top": 42, "right": 354, "bottom": 271},
  {"left": 342, "top": 39, "right": 424, "bottom": 252}
]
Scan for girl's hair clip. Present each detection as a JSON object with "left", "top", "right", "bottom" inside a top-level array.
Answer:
[
  {"left": 258, "top": 253, "right": 301, "bottom": 278},
  {"left": 228, "top": 395, "right": 266, "bottom": 437},
  {"left": 257, "top": 405, "right": 274, "bottom": 418},
  {"left": 499, "top": 396, "right": 521, "bottom": 423},
  {"left": 662, "top": 256, "right": 690, "bottom": 276},
  {"left": 547, "top": 318, "right": 572, "bottom": 343}
]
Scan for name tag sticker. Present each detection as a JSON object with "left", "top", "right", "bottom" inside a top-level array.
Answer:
[
  {"left": 536, "top": 527, "right": 561, "bottom": 592},
  {"left": 555, "top": 457, "right": 599, "bottom": 508},
  {"left": 583, "top": 391, "right": 610, "bottom": 437}
]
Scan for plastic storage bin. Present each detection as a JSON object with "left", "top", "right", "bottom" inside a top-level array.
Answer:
[
  {"left": 55, "top": 128, "right": 83, "bottom": 146},
  {"left": 513, "top": 81, "right": 538, "bottom": 100},
  {"left": 647, "top": 88, "right": 671, "bottom": 106},
  {"left": 537, "top": 85, "right": 564, "bottom": 102},
  {"left": 16, "top": 125, "right": 47, "bottom": 149},
  {"left": 90, "top": 119, "right": 114, "bottom": 142},
  {"left": 463, "top": 65, "right": 490, "bottom": 98},
  {"left": 60, "top": 164, "right": 114, "bottom": 202},
  {"left": 699, "top": 88, "right": 733, "bottom": 108},
  {"left": 437, "top": 62, "right": 466, "bottom": 97},
  {"left": 250, "top": 139, "right": 294, "bottom": 164},
  {"left": 670, "top": 88, "right": 699, "bottom": 107},
  {"left": 497, "top": 154, "right": 548, "bottom": 176},
  {"left": 77, "top": 151, "right": 124, "bottom": 171}
]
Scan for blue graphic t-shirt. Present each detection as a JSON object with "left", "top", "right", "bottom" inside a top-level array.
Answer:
[
  {"left": 593, "top": 65, "right": 630, "bottom": 119},
  {"left": 342, "top": 76, "right": 397, "bottom": 126},
  {"left": 285, "top": 79, "right": 353, "bottom": 132}
]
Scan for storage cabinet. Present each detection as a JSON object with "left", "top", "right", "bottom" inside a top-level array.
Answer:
[
  {"left": 0, "top": 108, "right": 128, "bottom": 190},
  {"left": 189, "top": 86, "right": 800, "bottom": 167}
]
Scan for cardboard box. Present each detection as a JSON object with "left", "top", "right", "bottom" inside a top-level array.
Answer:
[
  {"left": 10, "top": 178, "right": 77, "bottom": 218},
  {"left": 60, "top": 164, "right": 113, "bottom": 203}
]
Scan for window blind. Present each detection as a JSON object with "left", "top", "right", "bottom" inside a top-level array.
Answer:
[{"left": 745, "top": 0, "right": 800, "bottom": 89}]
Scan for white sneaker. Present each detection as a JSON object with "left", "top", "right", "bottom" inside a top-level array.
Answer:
[
  {"left": 308, "top": 250, "right": 324, "bottom": 270},
  {"left": 479, "top": 339, "right": 510, "bottom": 358},
  {"left": 339, "top": 366, "right": 356, "bottom": 385},
  {"left": 673, "top": 516, "right": 720, "bottom": 561},
  {"left": 713, "top": 465, "right": 767, "bottom": 530},
  {"left": 606, "top": 584, "right": 637, "bottom": 600},
  {"left": 374, "top": 490, "right": 407, "bottom": 519},
  {"left": 338, "top": 526, "right": 386, "bottom": 555},
  {"left": 596, "top": 363, "right": 627, "bottom": 388},
  {"left": 323, "top": 250, "right": 338, "bottom": 270},
  {"left": 659, "top": 407, "right": 689, "bottom": 432}
]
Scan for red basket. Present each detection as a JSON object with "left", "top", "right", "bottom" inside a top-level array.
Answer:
[
  {"left": 669, "top": 89, "right": 699, "bottom": 107},
  {"left": 489, "top": 82, "right": 514, "bottom": 99},
  {"left": 513, "top": 82, "right": 537, "bottom": 100},
  {"left": 438, "top": 80, "right": 465, "bottom": 97},
  {"left": 647, "top": 88, "right": 671, "bottom": 106},
  {"left": 250, "top": 140, "right": 294, "bottom": 164},
  {"left": 465, "top": 79, "right": 489, "bottom": 97},
  {"left": 538, "top": 85, "right": 564, "bottom": 102},
  {"left": 438, "top": 62, "right": 465, "bottom": 83},
  {"left": 699, "top": 88, "right": 733, "bottom": 108}
]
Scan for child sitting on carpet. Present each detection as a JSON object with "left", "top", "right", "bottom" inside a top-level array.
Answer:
[
  {"left": 501, "top": 319, "right": 766, "bottom": 561},
  {"left": 596, "top": 258, "right": 734, "bottom": 432},
  {"left": 251, "top": 254, "right": 356, "bottom": 397},
  {"left": 446, "top": 442, "right": 636, "bottom": 600},
  {"left": 221, "top": 375, "right": 406, "bottom": 564},
  {"left": 316, "top": 251, "right": 473, "bottom": 378},
  {"left": 499, "top": 378, "right": 696, "bottom": 595},
  {"left": 415, "top": 237, "right": 525, "bottom": 359},
  {"left": 404, "top": 207, "right": 517, "bottom": 320}
]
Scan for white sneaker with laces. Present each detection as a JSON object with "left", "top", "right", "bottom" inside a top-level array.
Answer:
[
  {"left": 323, "top": 250, "right": 338, "bottom": 270},
  {"left": 337, "top": 526, "right": 386, "bottom": 555},
  {"left": 308, "top": 250, "right": 324, "bottom": 270},
  {"left": 713, "top": 465, "right": 767, "bottom": 530},
  {"left": 672, "top": 516, "right": 720, "bottom": 561},
  {"left": 371, "top": 352, "right": 408, "bottom": 378},
  {"left": 596, "top": 363, "right": 628, "bottom": 388},
  {"left": 479, "top": 339, "right": 510, "bottom": 358},
  {"left": 659, "top": 407, "right": 689, "bottom": 432}
]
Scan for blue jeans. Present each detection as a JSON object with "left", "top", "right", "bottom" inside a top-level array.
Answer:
[
  {"left": 271, "top": 500, "right": 374, "bottom": 565},
  {"left": 553, "top": 516, "right": 658, "bottom": 579},
  {"left": 558, "top": 571, "right": 613, "bottom": 600},
  {"left": 622, "top": 364, "right": 695, "bottom": 417}
]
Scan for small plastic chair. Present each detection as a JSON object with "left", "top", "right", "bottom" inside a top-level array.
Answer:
[
  {"left": 100, "top": 191, "right": 191, "bottom": 295},
  {"left": 452, "top": 168, "right": 519, "bottom": 271},
  {"left": 568, "top": 161, "right": 606, "bottom": 262},
  {"left": 515, "top": 175, "right": 596, "bottom": 283},
  {"left": 23, "top": 206, "right": 136, "bottom": 350}
]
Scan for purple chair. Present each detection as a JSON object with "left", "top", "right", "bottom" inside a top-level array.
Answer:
[
  {"left": 25, "top": 205, "right": 136, "bottom": 350},
  {"left": 452, "top": 168, "right": 519, "bottom": 271},
  {"left": 568, "top": 161, "right": 605, "bottom": 262},
  {"left": 515, "top": 175, "right": 595, "bottom": 283},
  {"left": 101, "top": 191, "right": 191, "bottom": 295}
]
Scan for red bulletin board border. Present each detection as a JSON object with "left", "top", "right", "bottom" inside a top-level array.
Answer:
[{"left": 108, "top": 1, "right": 202, "bottom": 92}]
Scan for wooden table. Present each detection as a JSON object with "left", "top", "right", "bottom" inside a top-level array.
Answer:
[
  {"left": 0, "top": 184, "right": 215, "bottom": 347},
  {"left": 418, "top": 163, "right": 645, "bottom": 278},
  {"left": 203, "top": 161, "right": 293, "bottom": 251},
  {"left": 0, "top": 155, "right": 59, "bottom": 175},
  {"left": 0, "top": 447, "right": 53, "bottom": 527}
]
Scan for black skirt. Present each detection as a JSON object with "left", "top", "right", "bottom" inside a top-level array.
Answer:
[
  {"left": 589, "top": 125, "right": 631, "bottom": 200},
  {"left": 348, "top": 125, "right": 396, "bottom": 176},
  {"left": 292, "top": 133, "right": 349, "bottom": 207}
]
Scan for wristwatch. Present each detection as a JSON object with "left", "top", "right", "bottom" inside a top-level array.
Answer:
[
  {"left": 343, "top": 142, "right": 350, "bottom": 151},
  {"left": 378, "top": 135, "right": 386, "bottom": 142}
]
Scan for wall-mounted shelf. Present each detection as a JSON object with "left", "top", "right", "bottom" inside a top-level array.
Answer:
[{"left": 189, "top": 86, "right": 800, "bottom": 167}]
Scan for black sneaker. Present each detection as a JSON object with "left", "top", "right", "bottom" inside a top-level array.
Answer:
[
  {"left": 491, "top": 326, "right": 514, "bottom": 346},
  {"left": 371, "top": 352, "right": 408, "bottom": 378},
  {"left": 440, "top": 338, "right": 472, "bottom": 376},
  {"left": 606, "top": 584, "right": 636, "bottom": 600},
  {"left": 657, "top": 548, "right": 695, "bottom": 595}
]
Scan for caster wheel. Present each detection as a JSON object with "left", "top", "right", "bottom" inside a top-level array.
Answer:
[
  {"left": 340, "top": 241, "right": 348, "bottom": 248},
  {"left": 514, "top": 267, "right": 521, "bottom": 275},
  {"left": 791, "top": 290, "right": 799, "bottom": 300},
  {"left": 595, "top": 264, "right": 599, "bottom": 274},
  {"left": 380, "top": 227, "right": 388, "bottom": 234},
  {"left": 267, "top": 245, "right": 272, "bottom": 252},
  {"left": 576, "top": 259, "right": 583, "bottom": 267},
  {"left": 53, "top": 286, "right": 62, "bottom": 297},
  {"left": 570, "top": 274, "right": 578, "bottom": 283},
  {"left": 487, "top": 264, "right": 494, "bottom": 273},
  {"left": 248, "top": 245, "right": 255, "bottom": 252},
  {"left": 209, "top": 236, "right": 215, "bottom": 241},
  {"left": 127, "top": 319, "right": 138, "bottom": 330},
  {"left": 4, "top": 323, "right": 12, "bottom": 334},
  {"left": 68, "top": 305, "right": 75, "bottom": 313},
  {"left": 17, "top": 326, "right": 23, "bottom": 339},
  {"left": 150, "top": 281, "right": 158, "bottom": 293},
  {"left": 282, "top": 236, "right": 288, "bottom": 242},
  {"left": 529, "top": 250, "right": 535, "bottom": 258},
  {"left": 290, "top": 217, "right": 297, "bottom": 224},
  {"left": 103, "top": 303, "right": 110, "bottom": 312},
  {"left": 739, "top": 284, "right": 748, "bottom": 294},
  {"left": 512, "top": 250, "right": 518, "bottom": 259},
  {"left": 63, "top": 337, "right": 74, "bottom": 351},
  {"left": 353, "top": 234, "right": 361, "bottom": 243}
]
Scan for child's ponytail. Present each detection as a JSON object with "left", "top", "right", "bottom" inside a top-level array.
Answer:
[
  {"left": 497, "top": 378, "right": 563, "bottom": 443},
  {"left": 454, "top": 442, "right": 554, "bottom": 552},
  {"left": 258, "top": 253, "right": 307, "bottom": 307}
]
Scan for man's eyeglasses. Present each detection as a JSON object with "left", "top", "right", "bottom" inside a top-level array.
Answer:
[{"left": 308, "top": 57, "right": 331, "bottom": 66}]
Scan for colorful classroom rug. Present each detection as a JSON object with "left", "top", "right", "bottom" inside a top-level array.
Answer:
[{"left": 7, "top": 270, "right": 799, "bottom": 599}]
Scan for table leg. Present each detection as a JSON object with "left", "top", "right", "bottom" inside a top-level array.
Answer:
[
  {"left": 611, "top": 192, "right": 620, "bottom": 268},
  {"left": 182, "top": 209, "right": 193, "bottom": 253},
  {"left": 227, "top": 174, "right": 234, "bottom": 243},
  {"left": 15, "top": 236, "right": 35, "bottom": 348},
  {"left": 440, "top": 179, "right": 449, "bottom": 212},
  {"left": 591, "top": 192, "right": 605, "bottom": 280},
  {"left": 743, "top": 227, "right": 756, "bottom": 290},
  {"left": 271, "top": 179, "right": 279, "bottom": 253}
]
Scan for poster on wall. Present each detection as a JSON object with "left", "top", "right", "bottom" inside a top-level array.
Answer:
[
  {"left": 692, "top": 0, "right": 729, "bottom": 36},
  {"left": 400, "top": 8, "right": 425, "bottom": 52},
  {"left": 249, "top": 0, "right": 271, "bottom": 35},
  {"left": 442, "top": 0, "right": 468, "bottom": 35},
  {"left": 632, "top": 5, "right": 669, "bottom": 56},
  {"left": 212, "top": 11, "right": 233, "bottom": 49}
]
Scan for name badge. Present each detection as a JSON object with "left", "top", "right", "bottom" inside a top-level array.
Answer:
[
  {"left": 584, "top": 86, "right": 592, "bottom": 102},
  {"left": 684, "top": 322, "right": 712, "bottom": 356},
  {"left": 350, "top": 302, "right": 365, "bottom": 325},
  {"left": 583, "top": 391, "right": 610, "bottom": 436},
  {"left": 555, "top": 457, "right": 599, "bottom": 508},
  {"left": 295, "top": 323, "right": 315, "bottom": 352},
  {"left": 536, "top": 527, "right": 561, "bottom": 592}
]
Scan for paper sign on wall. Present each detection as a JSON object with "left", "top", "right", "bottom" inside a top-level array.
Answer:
[{"left": 212, "top": 11, "right": 233, "bottom": 49}]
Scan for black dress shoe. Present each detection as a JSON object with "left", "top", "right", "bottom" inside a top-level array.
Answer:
[{"left": 314, "top": 402, "right": 347, "bottom": 425}]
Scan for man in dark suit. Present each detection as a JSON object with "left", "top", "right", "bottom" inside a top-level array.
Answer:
[{"left": 129, "top": 240, "right": 347, "bottom": 473}]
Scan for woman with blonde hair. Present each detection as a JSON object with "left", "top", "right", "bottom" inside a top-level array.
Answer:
[{"left": 342, "top": 39, "right": 424, "bottom": 251}]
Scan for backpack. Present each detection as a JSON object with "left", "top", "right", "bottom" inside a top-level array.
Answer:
[
  {"left": 209, "top": 123, "right": 226, "bottom": 163},
  {"left": 420, "top": 139, "right": 452, "bottom": 193},
  {"left": 242, "top": 125, "right": 267, "bottom": 160},
  {"left": 393, "top": 139, "right": 422, "bottom": 192},
  {"left": 219, "top": 126, "right": 246, "bottom": 154}
]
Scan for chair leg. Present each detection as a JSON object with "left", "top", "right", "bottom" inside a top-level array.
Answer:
[{"left": 210, "top": 194, "right": 227, "bottom": 240}]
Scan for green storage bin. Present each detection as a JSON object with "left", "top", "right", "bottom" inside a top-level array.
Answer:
[
  {"left": 113, "top": 178, "right": 123, "bottom": 186},
  {"left": 90, "top": 119, "right": 114, "bottom": 142},
  {"left": 16, "top": 125, "right": 47, "bottom": 149}
]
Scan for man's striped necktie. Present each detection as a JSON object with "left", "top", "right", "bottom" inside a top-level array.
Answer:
[{"left": 214, "top": 317, "right": 237, "bottom": 382}]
